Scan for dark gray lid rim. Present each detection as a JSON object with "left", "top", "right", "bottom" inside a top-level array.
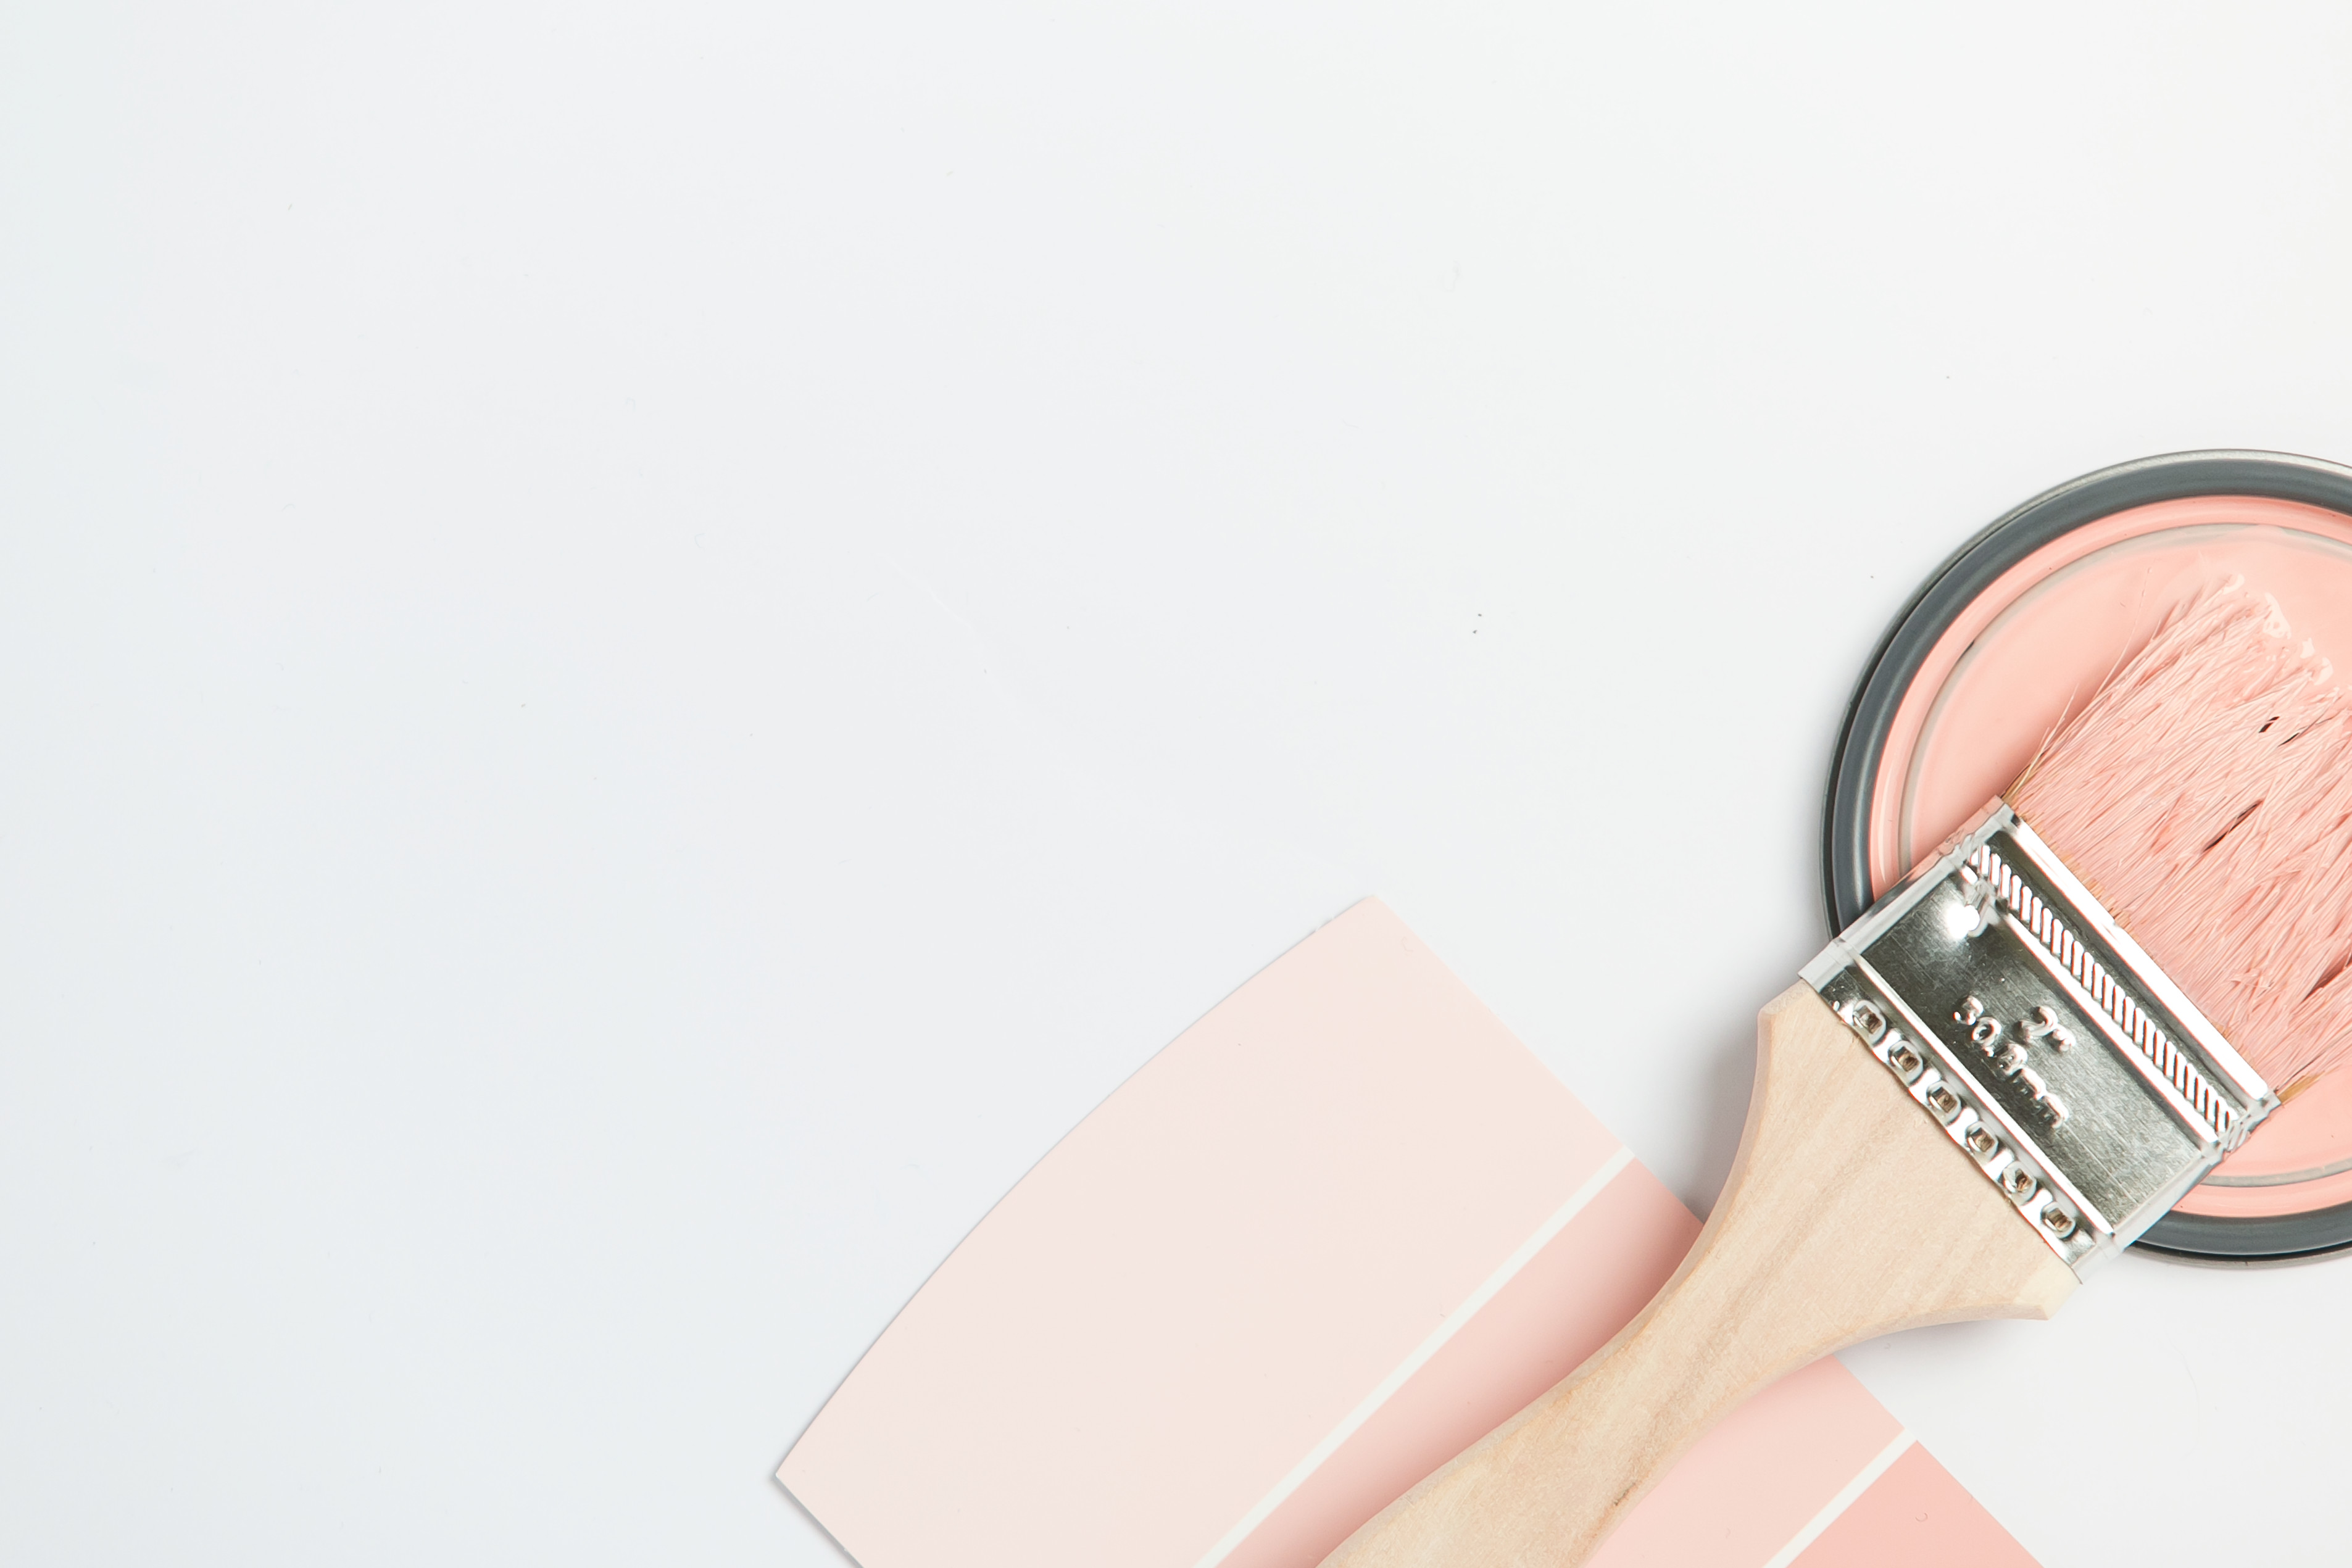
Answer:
[{"left": 1819, "top": 449, "right": 2352, "bottom": 1263}]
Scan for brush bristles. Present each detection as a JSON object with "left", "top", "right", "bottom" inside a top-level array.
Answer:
[{"left": 2008, "top": 579, "right": 2352, "bottom": 1095}]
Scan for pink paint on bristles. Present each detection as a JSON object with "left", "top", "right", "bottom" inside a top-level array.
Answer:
[{"left": 2010, "top": 578, "right": 2352, "bottom": 1095}]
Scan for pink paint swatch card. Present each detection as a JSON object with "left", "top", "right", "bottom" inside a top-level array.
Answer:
[{"left": 782, "top": 899, "right": 2038, "bottom": 1568}]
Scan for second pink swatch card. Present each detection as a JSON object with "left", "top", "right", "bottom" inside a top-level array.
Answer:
[{"left": 783, "top": 899, "right": 2037, "bottom": 1568}]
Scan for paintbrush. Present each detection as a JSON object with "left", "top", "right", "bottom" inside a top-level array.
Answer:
[{"left": 1323, "top": 578, "right": 2352, "bottom": 1567}]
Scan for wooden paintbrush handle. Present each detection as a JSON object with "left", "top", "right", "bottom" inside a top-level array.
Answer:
[{"left": 1320, "top": 982, "right": 2077, "bottom": 1568}]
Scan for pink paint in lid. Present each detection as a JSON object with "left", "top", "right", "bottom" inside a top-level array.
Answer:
[{"left": 1823, "top": 451, "right": 2352, "bottom": 1259}]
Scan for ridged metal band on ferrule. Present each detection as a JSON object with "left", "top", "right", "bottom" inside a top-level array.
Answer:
[
  {"left": 1964, "top": 841, "right": 2242, "bottom": 1150},
  {"left": 1800, "top": 800, "right": 2280, "bottom": 1277}
]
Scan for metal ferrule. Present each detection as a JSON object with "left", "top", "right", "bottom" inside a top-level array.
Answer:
[{"left": 1801, "top": 800, "right": 2280, "bottom": 1276}]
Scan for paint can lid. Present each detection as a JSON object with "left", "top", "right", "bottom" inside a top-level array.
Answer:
[{"left": 1826, "top": 450, "right": 2352, "bottom": 1263}]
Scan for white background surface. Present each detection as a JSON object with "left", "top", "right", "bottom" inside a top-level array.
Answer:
[{"left": 7, "top": 4, "right": 2352, "bottom": 1563}]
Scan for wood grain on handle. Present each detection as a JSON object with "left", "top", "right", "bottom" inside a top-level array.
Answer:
[{"left": 1319, "top": 982, "right": 2077, "bottom": 1568}]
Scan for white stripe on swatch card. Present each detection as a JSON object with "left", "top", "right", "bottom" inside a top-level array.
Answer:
[
  {"left": 1755, "top": 1429, "right": 1917, "bottom": 1568},
  {"left": 1191, "top": 1145, "right": 1639, "bottom": 1568}
]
